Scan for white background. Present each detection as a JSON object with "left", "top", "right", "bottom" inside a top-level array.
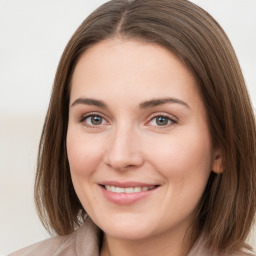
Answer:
[{"left": 0, "top": 0, "right": 255, "bottom": 254}]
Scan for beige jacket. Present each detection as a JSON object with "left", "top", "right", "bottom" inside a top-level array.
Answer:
[{"left": 9, "top": 218, "right": 255, "bottom": 256}]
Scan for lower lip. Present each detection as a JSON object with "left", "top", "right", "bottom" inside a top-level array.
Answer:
[{"left": 100, "top": 186, "right": 158, "bottom": 205}]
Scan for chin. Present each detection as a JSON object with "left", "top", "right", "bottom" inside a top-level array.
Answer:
[
  {"left": 104, "top": 226, "right": 155, "bottom": 240},
  {"left": 94, "top": 215, "right": 157, "bottom": 240}
]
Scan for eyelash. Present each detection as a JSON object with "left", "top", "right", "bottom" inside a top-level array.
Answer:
[
  {"left": 79, "top": 112, "right": 177, "bottom": 128},
  {"left": 146, "top": 114, "right": 177, "bottom": 128},
  {"left": 79, "top": 112, "right": 109, "bottom": 128}
]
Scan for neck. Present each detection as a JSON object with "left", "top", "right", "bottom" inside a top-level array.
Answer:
[{"left": 100, "top": 226, "right": 197, "bottom": 256}]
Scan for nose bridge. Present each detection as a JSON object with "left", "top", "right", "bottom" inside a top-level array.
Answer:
[{"left": 105, "top": 122, "right": 143, "bottom": 170}]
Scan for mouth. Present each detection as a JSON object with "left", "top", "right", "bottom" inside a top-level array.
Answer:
[
  {"left": 102, "top": 185, "right": 157, "bottom": 193},
  {"left": 99, "top": 182, "right": 160, "bottom": 205}
]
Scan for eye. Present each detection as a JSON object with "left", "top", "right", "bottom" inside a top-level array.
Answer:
[
  {"left": 81, "top": 114, "right": 108, "bottom": 127},
  {"left": 147, "top": 115, "right": 176, "bottom": 127}
]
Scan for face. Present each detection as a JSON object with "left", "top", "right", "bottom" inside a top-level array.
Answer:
[{"left": 67, "top": 39, "right": 220, "bottom": 241}]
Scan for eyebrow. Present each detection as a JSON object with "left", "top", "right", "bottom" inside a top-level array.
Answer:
[
  {"left": 70, "top": 97, "right": 190, "bottom": 109},
  {"left": 71, "top": 98, "right": 107, "bottom": 108},
  {"left": 139, "top": 97, "right": 190, "bottom": 109}
]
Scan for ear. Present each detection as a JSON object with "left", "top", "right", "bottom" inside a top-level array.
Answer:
[{"left": 211, "top": 149, "right": 223, "bottom": 174}]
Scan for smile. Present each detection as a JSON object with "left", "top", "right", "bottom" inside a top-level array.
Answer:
[
  {"left": 99, "top": 183, "right": 159, "bottom": 205},
  {"left": 104, "top": 185, "right": 156, "bottom": 193}
]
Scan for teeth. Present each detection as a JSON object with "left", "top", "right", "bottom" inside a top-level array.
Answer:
[
  {"left": 104, "top": 185, "right": 155, "bottom": 193},
  {"left": 124, "top": 187, "right": 133, "bottom": 193},
  {"left": 134, "top": 187, "right": 141, "bottom": 192},
  {"left": 115, "top": 187, "right": 125, "bottom": 193}
]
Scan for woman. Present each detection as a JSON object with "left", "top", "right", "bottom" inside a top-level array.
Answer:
[{"left": 10, "top": 0, "right": 256, "bottom": 255}]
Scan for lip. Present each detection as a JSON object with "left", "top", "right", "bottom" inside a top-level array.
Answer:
[
  {"left": 99, "top": 181, "right": 159, "bottom": 205},
  {"left": 99, "top": 181, "right": 158, "bottom": 188}
]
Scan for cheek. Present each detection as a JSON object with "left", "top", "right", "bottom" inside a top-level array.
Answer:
[
  {"left": 66, "top": 128, "right": 104, "bottom": 177},
  {"left": 66, "top": 128, "right": 105, "bottom": 213},
  {"left": 146, "top": 128, "right": 212, "bottom": 187},
  {"left": 148, "top": 130, "right": 212, "bottom": 221}
]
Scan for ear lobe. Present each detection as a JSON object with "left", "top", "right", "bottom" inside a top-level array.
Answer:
[{"left": 211, "top": 150, "right": 223, "bottom": 174}]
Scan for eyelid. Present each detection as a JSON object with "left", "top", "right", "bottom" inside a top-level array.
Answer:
[
  {"left": 145, "top": 112, "right": 177, "bottom": 127},
  {"left": 78, "top": 111, "right": 177, "bottom": 128},
  {"left": 79, "top": 112, "right": 110, "bottom": 127}
]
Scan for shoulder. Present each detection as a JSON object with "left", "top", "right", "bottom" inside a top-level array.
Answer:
[
  {"left": 232, "top": 251, "right": 256, "bottom": 256},
  {"left": 8, "top": 233, "right": 75, "bottom": 256},
  {"left": 188, "top": 234, "right": 256, "bottom": 256},
  {"left": 8, "top": 217, "right": 101, "bottom": 256}
]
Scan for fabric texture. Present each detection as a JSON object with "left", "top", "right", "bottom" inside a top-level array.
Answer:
[
  {"left": 9, "top": 217, "right": 255, "bottom": 256},
  {"left": 9, "top": 218, "right": 100, "bottom": 256}
]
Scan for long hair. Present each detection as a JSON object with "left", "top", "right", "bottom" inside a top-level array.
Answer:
[{"left": 34, "top": 0, "right": 256, "bottom": 253}]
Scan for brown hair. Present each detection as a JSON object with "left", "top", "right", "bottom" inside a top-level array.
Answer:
[{"left": 35, "top": 0, "right": 256, "bottom": 253}]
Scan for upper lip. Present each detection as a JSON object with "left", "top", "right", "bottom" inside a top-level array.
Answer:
[{"left": 99, "top": 181, "right": 159, "bottom": 188}]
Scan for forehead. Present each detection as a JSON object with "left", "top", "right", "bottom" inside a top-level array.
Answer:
[{"left": 70, "top": 39, "right": 203, "bottom": 111}]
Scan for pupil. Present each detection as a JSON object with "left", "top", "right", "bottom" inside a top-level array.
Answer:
[
  {"left": 91, "top": 116, "right": 102, "bottom": 125},
  {"left": 156, "top": 117, "right": 168, "bottom": 126}
]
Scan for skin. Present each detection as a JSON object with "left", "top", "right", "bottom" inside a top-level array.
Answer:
[{"left": 67, "top": 39, "right": 222, "bottom": 256}]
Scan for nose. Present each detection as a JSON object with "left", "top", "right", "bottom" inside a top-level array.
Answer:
[{"left": 104, "top": 126, "right": 144, "bottom": 171}]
